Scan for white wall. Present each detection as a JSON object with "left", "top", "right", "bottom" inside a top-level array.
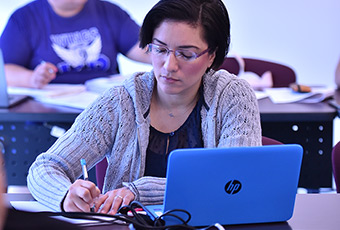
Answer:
[
  {"left": 1, "top": 0, "right": 340, "bottom": 144},
  {"left": 2, "top": 0, "right": 340, "bottom": 86}
]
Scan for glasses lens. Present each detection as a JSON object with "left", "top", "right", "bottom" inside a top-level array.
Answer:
[
  {"left": 149, "top": 44, "right": 168, "bottom": 55},
  {"left": 176, "top": 50, "right": 196, "bottom": 61}
]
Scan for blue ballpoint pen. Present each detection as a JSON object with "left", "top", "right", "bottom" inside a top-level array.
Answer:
[{"left": 80, "top": 159, "right": 94, "bottom": 212}]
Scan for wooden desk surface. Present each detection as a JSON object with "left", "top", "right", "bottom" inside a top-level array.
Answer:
[{"left": 0, "top": 98, "right": 81, "bottom": 122}]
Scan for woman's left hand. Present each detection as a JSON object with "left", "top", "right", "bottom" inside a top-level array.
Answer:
[{"left": 95, "top": 187, "right": 135, "bottom": 215}]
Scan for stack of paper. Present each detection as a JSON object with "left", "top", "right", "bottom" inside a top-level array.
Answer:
[
  {"left": 8, "top": 84, "right": 86, "bottom": 98},
  {"left": 263, "top": 86, "right": 335, "bottom": 104},
  {"left": 85, "top": 75, "right": 128, "bottom": 93},
  {"left": 8, "top": 84, "right": 100, "bottom": 109}
]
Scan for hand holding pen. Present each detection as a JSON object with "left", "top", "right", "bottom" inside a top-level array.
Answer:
[
  {"left": 29, "top": 61, "right": 58, "bottom": 88},
  {"left": 62, "top": 159, "right": 101, "bottom": 213}
]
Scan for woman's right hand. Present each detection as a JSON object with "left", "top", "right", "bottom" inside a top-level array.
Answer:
[
  {"left": 63, "top": 179, "right": 101, "bottom": 212},
  {"left": 30, "top": 61, "right": 57, "bottom": 88}
]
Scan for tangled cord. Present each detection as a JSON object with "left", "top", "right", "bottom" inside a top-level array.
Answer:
[{"left": 40, "top": 201, "right": 224, "bottom": 230}]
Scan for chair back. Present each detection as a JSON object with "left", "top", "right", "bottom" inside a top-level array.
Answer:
[
  {"left": 218, "top": 57, "right": 296, "bottom": 87},
  {"left": 332, "top": 141, "right": 340, "bottom": 193},
  {"left": 96, "top": 158, "right": 108, "bottom": 192},
  {"left": 262, "top": 136, "right": 283, "bottom": 145}
]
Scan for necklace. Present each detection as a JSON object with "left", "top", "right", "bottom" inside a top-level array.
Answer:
[{"left": 167, "top": 94, "right": 199, "bottom": 118}]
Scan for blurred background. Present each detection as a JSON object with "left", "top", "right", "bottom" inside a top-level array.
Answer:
[{"left": 1, "top": 0, "right": 339, "bottom": 144}]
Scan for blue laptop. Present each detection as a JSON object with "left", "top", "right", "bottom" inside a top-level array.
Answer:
[{"left": 147, "top": 144, "right": 303, "bottom": 227}]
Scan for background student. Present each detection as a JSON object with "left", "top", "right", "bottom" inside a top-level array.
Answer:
[
  {"left": 335, "top": 56, "right": 340, "bottom": 89},
  {"left": 0, "top": 0, "right": 151, "bottom": 89},
  {"left": 27, "top": 0, "right": 262, "bottom": 215}
]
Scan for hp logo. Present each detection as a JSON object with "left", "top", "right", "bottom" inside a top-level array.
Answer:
[{"left": 225, "top": 180, "right": 242, "bottom": 194}]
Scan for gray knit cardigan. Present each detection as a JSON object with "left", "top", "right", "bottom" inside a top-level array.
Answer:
[{"left": 27, "top": 69, "right": 262, "bottom": 211}]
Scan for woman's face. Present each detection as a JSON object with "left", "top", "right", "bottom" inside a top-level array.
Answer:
[{"left": 151, "top": 20, "right": 215, "bottom": 96}]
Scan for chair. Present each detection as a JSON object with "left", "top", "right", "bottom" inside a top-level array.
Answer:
[
  {"left": 96, "top": 158, "right": 108, "bottom": 192},
  {"left": 262, "top": 136, "right": 283, "bottom": 145},
  {"left": 331, "top": 141, "right": 340, "bottom": 193},
  {"left": 218, "top": 57, "right": 296, "bottom": 87},
  {"left": 95, "top": 136, "right": 283, "bottom": 191}
]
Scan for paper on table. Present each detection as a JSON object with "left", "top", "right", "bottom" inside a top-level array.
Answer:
[
  {"left": 35, "top": 91, "right": 100, "bottom": 110},
  {"left": 85, "top": 75, "right": 128, "bottom": 93},
  {"left": 254, "top": 90, "right": 268, "bottom": 100},
  {"left": 8, "top": 84, "right": 86, "bottom": 98},
  {"left": 10, "top": 201, "right": 116, "bottom": 225},
  {"left": 264, "top": 87, "right": 335, "bottom": 104}
]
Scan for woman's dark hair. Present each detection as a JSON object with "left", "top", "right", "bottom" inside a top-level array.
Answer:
[{"left": 139, "top": 0, "right": 230, "bottom": 70}]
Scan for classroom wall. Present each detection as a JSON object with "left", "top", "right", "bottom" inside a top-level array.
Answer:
[
  {"left": 1, "top": 0, "right": 340, "bottom": 87},
  {"left": 1, "top": 0, "right": 339, "bottom": 144}
]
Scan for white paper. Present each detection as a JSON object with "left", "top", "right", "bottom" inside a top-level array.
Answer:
[
  {"left": 10, "top": 201, "right": 115, "bottom": 225},
  {"left": 8, "top": 84, "right": 86, "bottom": 98},
  {"left": 254, "top": 91, "right": 268, "bottom": 100},
  {"left": 11, "top": 201, "right": 53, "bottom": 212},
  {"left": 264, "top": 87, "right": 335, "bottom": 104},
  {"left": 35, "top": 91, "right": 100, "bottom": 109},
  {"left": 85, "top": 75, "right": 128, "bottom": 93}
]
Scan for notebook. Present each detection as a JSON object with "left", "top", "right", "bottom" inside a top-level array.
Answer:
[
  {"left": 147, "top": 144, "right": 303, "bottom": 227},
  {"left": 0, "top": 49, "right": 28, "bottom": 108}
]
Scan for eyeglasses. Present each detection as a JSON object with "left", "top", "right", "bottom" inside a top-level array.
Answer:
[{"left": 147, "top": 43, "right": 210, "bottom": 62}]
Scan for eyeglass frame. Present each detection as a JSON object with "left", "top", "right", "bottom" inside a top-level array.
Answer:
[{"left": 147, "top": 43, "right": 210, "bottom": 62}]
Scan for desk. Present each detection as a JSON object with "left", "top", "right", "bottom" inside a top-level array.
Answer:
[
  {"left": 6, "top": 193, "right": 340, "bottom": 230},
  {"left": 0, "top": 100, "right": 81, "bottom": 185},
  {"left": 84, "top": 194, "right": 340, "bottom": 230},
  {"left": 259, "top": 95, "right": 338, "bottom": 189},
  {"left": 0, "top": 96, "right": 338, "bottom": 189}
]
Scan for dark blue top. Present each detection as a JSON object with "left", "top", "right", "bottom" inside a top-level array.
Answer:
[
  {"left": 0, "top": 0, "right": 140, "bottom": 84},
  {"left": 144, "top": 94, "right": 204, "bottom": 177}
]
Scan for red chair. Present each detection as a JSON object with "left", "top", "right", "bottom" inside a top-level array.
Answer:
[
  {"left": 262, "top": 136, "right": 283, "bottom": 145},
  {"left": 218, "top": 57, "right": 296, "bottom": 87},
  {"left": 331, "top": 141, "right": 340, "bottom": 193},
  {"left": 96, "top": 158, "right": 108, "bottom": 192}
]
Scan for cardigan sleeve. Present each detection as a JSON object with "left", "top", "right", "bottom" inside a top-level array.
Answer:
[
  {"left": 27, "top": 88, "right": 123, "bottom": 211},
  {"left": 123, "top": 176, "right": 166, "bottom": 205}
]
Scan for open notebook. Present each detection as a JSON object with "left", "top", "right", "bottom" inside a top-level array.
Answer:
[
  {"left": 147, "top": 144, "right": 303, "bottom": 227},
  {"left": 0, "top": 49, "right": 28, "bottom": 108}
]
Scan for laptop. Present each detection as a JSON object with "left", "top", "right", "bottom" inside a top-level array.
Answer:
[
  {"left": 147, "top": 144, "right": 303, "bottom": 227},
  {"left": 0, "top": 49, "right": 28, "bottom": 108}
]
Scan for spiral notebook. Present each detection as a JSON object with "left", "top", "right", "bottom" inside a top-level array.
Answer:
[
  {"left": 0, "top": 49, "right": 28, "bottom": 108},
  {"left": 147, "top": 144, "right": 303, "bottom": 227}
]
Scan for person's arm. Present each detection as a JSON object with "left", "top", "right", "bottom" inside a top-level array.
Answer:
[
  {"left": 27, "top": 89, "right": 120, "bottom": 211},
  {"left": 125, "top": 43, "right": 152, "bottom": 64},
  {"left": 217, "top": 74, "right": 262, "bottom": 147},
  {"left": 335, "top": 58, "right": 340, "bottom": 88},
  {"left": 5, "top": 63, "right": 58, "bottom": 88},
  {"left": 123, "top": 176, "right": 166, "bottom": 205}
]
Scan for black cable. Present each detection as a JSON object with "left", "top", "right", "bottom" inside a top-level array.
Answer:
[{"left": 39, "top": 202, "right": 224, "bottom": 230}]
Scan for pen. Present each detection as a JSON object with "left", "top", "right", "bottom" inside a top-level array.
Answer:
[
  {"left": 40, "top": 60, "right": 55, "bottom": 73},
  {"left": 80, "top": 159, "right": 94, "bottom": 212},
  {"left": 80, "top": 158, "right": 89, "bottom": 181}
]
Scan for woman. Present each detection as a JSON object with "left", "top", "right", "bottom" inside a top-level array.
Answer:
[{"left": 27, "top": 0, "right": 261, "bottom": 215}]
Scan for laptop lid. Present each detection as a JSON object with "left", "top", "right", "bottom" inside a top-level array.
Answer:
[
  {"left": 0, "top": 49, "right": 28, "bottom": 108},
  {"left": 158, "top": 144, "right": 303, "bottom": 227}
]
